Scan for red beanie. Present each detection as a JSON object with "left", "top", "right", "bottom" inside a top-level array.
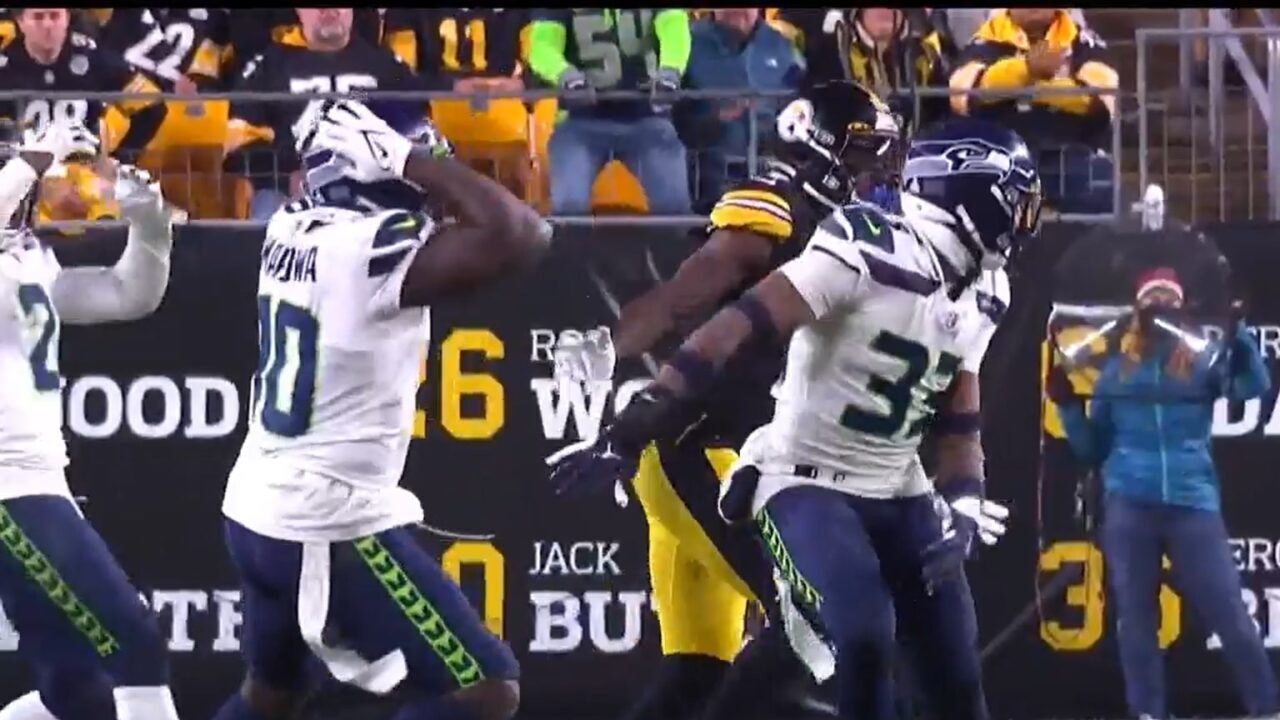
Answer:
[{"left": 1135, "top": 267, "right": 1184, "bottom": 302}]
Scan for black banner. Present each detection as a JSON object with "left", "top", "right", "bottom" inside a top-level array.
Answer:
[{"left": 0, "top": 221, "right": 1276, "bottom": 719}]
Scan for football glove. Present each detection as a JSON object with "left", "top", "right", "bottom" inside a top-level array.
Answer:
[
  {"left": 920, "top": 478, "right": 1009, "bottom": 592},
  {"left": 294, "top": 99, "right": 414, "bottom": 182},
  {"left": 114, "top": 163, "right": 173, "bottom": 225},
  {"left": 21, "top": 118, "right": 98, "bottom": 167},
  {"left": 552, "top": 326, "right": 617, "bottom": 384}
]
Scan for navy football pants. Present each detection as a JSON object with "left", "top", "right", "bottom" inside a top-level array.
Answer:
[
  {"left": 758, "top": 486, "right": 988, "bottom": 720},
  {"left": 223, "top": 518, "right": 518, "bottom": 700},
  {"left": 0, "top": 494, "right": 168, "bottom": 719}
]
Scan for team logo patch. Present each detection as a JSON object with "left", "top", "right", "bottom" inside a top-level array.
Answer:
[{"left": 69, "top": 55, "right": 89, "bottom": 76}]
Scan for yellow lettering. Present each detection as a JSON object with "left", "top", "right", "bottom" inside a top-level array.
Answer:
[
  {"left": 1039, "top": 541, "right": 1105, "bottom": 651},
  {"left": 440, "top": 329, "right": 505, "bottom": 440},
  {"left": 442, "top": 541, "right": 505, "bottom": 638},
  {"left": 413, "top": 345, "right": 429, "bottom": 439}
]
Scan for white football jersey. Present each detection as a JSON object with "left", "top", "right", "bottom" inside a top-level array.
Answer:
[
  {"left": 222, "top": 202, "right": 432, "bottom": 542},
  {"left": 745, "top": 203, "right": 1009, "bottom": 508},
  {"left": 0, "top": 235, "right": 73, "bottom": 500}
]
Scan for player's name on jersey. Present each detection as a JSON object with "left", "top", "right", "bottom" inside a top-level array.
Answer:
[{"left": 261, "top": 236, "right": 318, "bottom": 284}]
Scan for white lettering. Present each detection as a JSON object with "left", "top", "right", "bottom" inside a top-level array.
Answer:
[
  {"left": 68, "top": 375, "right": 124, "bottom": 438},
  {"left": 613, "top": 379, "right": 650, "bottom": 414},
  {"left": 186, "top": 376, "right": 240, "bottom": 438},
  {"left": 1258, "top": 325, "right": 1280, "bottom": 360},
  {"left": 1212, "top": 397, "right": 1262, "bottom": 437},
  {"left": 585, "top": 591, "right": 647, "bottom": 654},
  {"left": 1208, "top": 588, "right": 1261, "bottom": 650},
  {"left": 128, "top": 377, "right": 182, "bottom": 439},
  {"left": 532, "top": 541, "right": 624, "bottom": 576},
  {"left": 212, "top": 590, "right": 243, "bottom": 652},
  {"left": 1249, "top": 539, "right": 1275, "bottom": 573},
  {"left": 152, "top": 590, "right": 208, "bottom": 652},
  {"left": 530, "top": 379, "right": 611, "bottom": 440},
  {"left": 0, "top": 602, "right": 17, "bottom": 651},
  {"left": 64, "top": 376, "right": 241, "bottom": 439},
  {"left": 528, "top": 591, "right": 583, "bottom": 653},
  {"left": 595, "top": 542, "right": 621, "bottom": 576},
  {"left": 530, "top": 329, "right": 556, "bottom": 363}
]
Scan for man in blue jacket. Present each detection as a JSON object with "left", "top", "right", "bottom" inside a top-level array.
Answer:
[
  {"left": 677, "top": 8, "right": 802, "bottom": 211},
  {"left": 1051, "top": 267, "right": 1278, "bottom": 720}
]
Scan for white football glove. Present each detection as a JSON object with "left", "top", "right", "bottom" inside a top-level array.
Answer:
[
  {"left": 114, "top": 163, "right": 176, "bottom": 225},
  {"left": 949, "top": 496, "right": 1011, "bottom": 546},
  {"left": 294, "top": 99, "right": 417, "bottom": 183},
  {"left": 21, "top": 118, "right": 99, "bottom": 165},
  {"left": 552, "top": 327, "right": 617, "bottom": 384}
]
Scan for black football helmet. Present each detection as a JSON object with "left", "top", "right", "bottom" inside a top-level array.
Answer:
[{"left": 774, "top": 80, "right": 906, "bottom": 209}]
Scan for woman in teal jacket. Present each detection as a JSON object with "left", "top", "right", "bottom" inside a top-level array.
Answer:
[{"left": 1050, "top": 267, "right": 1277, "bottom": 720}]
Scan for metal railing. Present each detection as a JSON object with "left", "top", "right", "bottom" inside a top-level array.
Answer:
[
  {"left": 1137, "top": 26, "right": 1280, "bottom": 222},
  {"left": 1, "top": 84, "right": 1123, "bottom": 226}
]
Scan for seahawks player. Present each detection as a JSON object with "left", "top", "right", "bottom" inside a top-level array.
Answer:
[
  {"left": 553, "top": 80, "right": 902, "bottom": 720},
  {"left": 0, "top": 118, "right": 180, "bottom": 719},
  {"left": 215, "top": 100, "right": 550, "bottom": 720},
  {"left": 550, "top": 118, "right": 1039, "bottom": 720}
]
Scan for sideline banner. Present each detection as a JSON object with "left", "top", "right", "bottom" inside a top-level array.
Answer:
[{"left": 0, "top": 221, "right": 1273, "bottom": 719}]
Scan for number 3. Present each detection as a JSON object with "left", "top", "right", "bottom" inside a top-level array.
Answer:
[
  {"left": 17, "top": 284, "right": 61, "bottom": 392},
  {"left": 841, "top": 330, "right": 959, "bottom": 439}
]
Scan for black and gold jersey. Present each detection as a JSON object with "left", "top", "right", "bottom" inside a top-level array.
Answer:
[
  {"left": 223, "top": 28, "right": 426, "bottom": 193},
  {"left": 224, "top": 8, "right": 383, "bottom": 80},
  {"left": 87, "top": 8, "right": 229, "bottom": 88},
  {"left": 0, "top": 30, "right": 167, "bottom": 156},
  {"left": 383, "top": 8, "right": 530, "bottom": 88},
  {"left": 689, "top": 162, "right": 829, "bottom": 447}
]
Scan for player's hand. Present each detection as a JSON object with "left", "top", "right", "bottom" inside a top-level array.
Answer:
[
  {"left": 545, "top": 431, "right": 640, "bottom": 499},
  {"left": 920, "top": 481, "right": 1009, "bottom": 591},
  {"left": 114, "top": 163, "right": 176, "bottom": 225},
  {"left": 553, "top": 326, "right": 617, "bottom": 384},
  {"left": 294, "top": 99, "right": 414, "bottom": 182},
  {"left": 558, "top": 68, "right": 596, "bottom": 109},
  {"left": 649, "top": 67, "right": 682, "bottom": 114},
  {"left": 21, "top": 118, "right": 99, "bottom": 166}
]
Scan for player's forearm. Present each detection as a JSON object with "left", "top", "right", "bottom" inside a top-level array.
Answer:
[
  {"left": 52, "top": 218, "right": 173, "bottom": 324},
  {"left": 615, "top": 233, "right": 765, "bottom": 359},
  {"left": 654, "top": 272, "right": 811, "bottom": 397},
  {"left": 0, "top": 156, "right": 42, "bottom": 226},
  {"left": 934, "top": 434, "right": 986, "bottom": 488}
]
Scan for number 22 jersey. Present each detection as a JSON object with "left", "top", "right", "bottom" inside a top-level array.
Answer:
[
  {"left": 222, "top": 203, "right": 432, "bottom": 543},
  {"left": 741, "top": 202, "right": 1009, "bottom": 510}
]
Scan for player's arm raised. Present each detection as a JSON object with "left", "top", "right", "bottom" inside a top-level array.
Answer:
[
  {"left": 397, "top": 145, "right": 551, "bottom": 307},
  {"left": 50, "top": 163, "right": 173, "bottom": 324},
  {"left": 615, "top": 220, "right": 866, "bottom": 449},
  {"left": 615, "top": 227, "right": 774, "bottom": 359}
]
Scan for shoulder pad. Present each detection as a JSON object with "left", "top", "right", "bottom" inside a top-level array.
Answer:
[
  {"left": 817, "top": 203, "right": 898, "bottom": 254},
  {"left": 368, "top": 211, "right": 426, "bottom": 278},
  {"left": 68, "top": 32, "right": 96, "bottom": 50},
  {"left": 707, "top": 174, "right": 795, "bottom": 241}
]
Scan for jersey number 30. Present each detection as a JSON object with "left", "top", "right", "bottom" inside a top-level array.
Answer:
[
  {"left": 17, "top": 284, "right": 61, "bottom": 392},
  {"left": 841, "top": 330, "right": 960, "bottom": 439},
  {"left": 254, "top": 296, "right": 319, "bottom": 437}
]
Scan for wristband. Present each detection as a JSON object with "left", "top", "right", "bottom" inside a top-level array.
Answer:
[
  {"left": 938, "top": 475, "right": 983, "bottom": 503},
  {"left": 669, "top": 348, "right": 717, "bottom": 397},
  {"left": 731, "top": 292, "right": 781, "bottom": 347}
]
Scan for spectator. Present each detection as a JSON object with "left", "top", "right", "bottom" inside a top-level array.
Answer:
[
  {"left": 222, "top": 8, "right": 383, "bottom": 80},
  {"left": 677, "top": 8, "right": 802, "bottom": 211},
  {"left": 1050, "top": 269, "right": 1279, "bottom": 720},
  {"left": 86, "top": 8, "right": 234, "bottom": 218},
  {"left": 384, "top": 9, "right": 535, "bottom": 199},
  {"left": 223, "top": 8, "right": 426, "bottom": 220},
  {"left": 0, "top": 7, "right": 168, "bottom": 222},
  {"left": 528, "top": 8, "right": 693, "bottom": 216},
  {"left": 949, "top": 8, "right": 1117, "bottom": 213},
  {"left": 773, "top": 8, "right": 949, "bottom": 130}
]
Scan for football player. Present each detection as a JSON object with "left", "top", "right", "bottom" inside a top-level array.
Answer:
[
  {"left": 0, "top": 118, "right": 180, "bottom": 719},
  {"left": 213, "top": 100, "right": 550, "bottom": 720},
  {"left": 550, "top": 117, "right": 1038, "bottom": 720},
  {"left": 552, "top": 80, "right": 903, "bottom": 720}
]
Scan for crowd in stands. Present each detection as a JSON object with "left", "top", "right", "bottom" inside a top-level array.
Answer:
[{"left": 0, "top": 7, "right": 1120, "bottom": 223}]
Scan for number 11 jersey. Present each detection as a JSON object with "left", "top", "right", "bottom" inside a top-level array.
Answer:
[{"left": 223, "top": 202, "right": 432, "bottom": 543}]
